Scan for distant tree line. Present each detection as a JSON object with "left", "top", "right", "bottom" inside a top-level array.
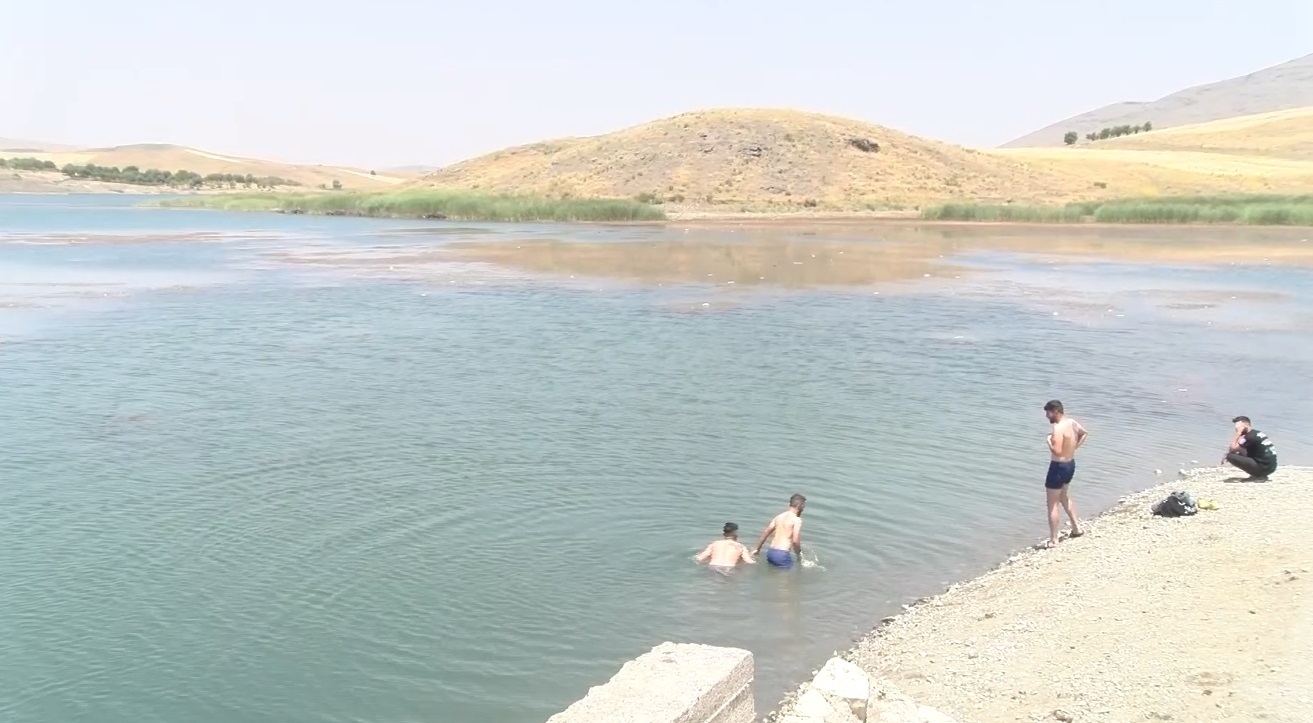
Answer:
[
  {"left": 2, "top": 156, "right": 301, "bottom": 189},
  {"left": 1064, "top": 122, "right": 1154, "bottom": 145},
  {"left": 0, "top": 157, "right": 59, "bottom": 171}
]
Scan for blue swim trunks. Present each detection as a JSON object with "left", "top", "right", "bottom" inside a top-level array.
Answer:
[
  {"left": 765, "top": 549, "right": 794, "bottom": 569},
  {"left": 1045, "top": 460, "right": 1075, "bottom": 490}
]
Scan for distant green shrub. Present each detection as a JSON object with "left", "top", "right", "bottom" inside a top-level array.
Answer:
[
  {"left": 921, "top": 194, "right": 1313, "bottom": 226},
  {"left": 1084, "top": 122, "right": 1153, "bottom": 142},
  {"left": 1, "top": 157, "right": 59, "bottom": 171},
  {"left": 41, "top": 161, "right": 299, "bottom": 189},
  {"left": 920, "top": 203, "right": 1086, "bottom": 223},
  {"left": 161, "top": 189, "right": 666, "bottom": 222}
]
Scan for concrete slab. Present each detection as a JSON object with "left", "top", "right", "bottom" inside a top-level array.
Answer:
[{"left": 547, "top": 642, "right": 754, "bottom": 723}]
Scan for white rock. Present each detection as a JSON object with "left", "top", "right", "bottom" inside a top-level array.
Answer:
[
  {"left": 793, "top": 686, "right": 860, "bottom": 723},
  {"left": 813, "top": 658, "right": 870, "bottom": 719},
  {"left": 793, "top": 688, "right": 839, "bottom": 719},
  {"left": 814, "top": 658, "right": 871, "bottom": 702}
]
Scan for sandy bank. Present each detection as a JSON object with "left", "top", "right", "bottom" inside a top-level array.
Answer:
[{"left": 775, "top": 466, "right": 1313, "bottom": 723}]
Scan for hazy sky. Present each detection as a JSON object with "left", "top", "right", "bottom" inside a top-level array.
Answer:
[{"left": 2, "top": 0, "right": 1309, "bottom": 168}]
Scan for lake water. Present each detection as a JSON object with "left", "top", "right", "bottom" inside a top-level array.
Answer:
[{"left": 2, "top": 195, "right": 1311, "bottom": 723}]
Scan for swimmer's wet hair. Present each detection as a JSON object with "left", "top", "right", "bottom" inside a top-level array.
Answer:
[
  {"left": 1044, "top": 400, "right": 1064, "bottom": 413},
  {"left": 789, "top": 493, "right": 806, "bottom": 506},
  {"left": 723, "top": 522, "right": 739, "bottom": 536},
  {"left": 1232, "top": 415, "right": 1251, "bottom": 424}
]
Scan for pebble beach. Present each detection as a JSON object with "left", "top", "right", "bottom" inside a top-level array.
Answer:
[{"left": 774, "top": 466, "right": 1313, "bottom": 723}]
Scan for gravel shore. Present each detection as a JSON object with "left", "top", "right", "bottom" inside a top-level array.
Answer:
[{"left": 778, "top": 466, "right": 1313, "bottom": 723}]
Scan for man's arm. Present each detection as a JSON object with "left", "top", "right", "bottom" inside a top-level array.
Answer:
[
  {"left": 1223, "top": 429, "right": 1244, "bottom": 464},
  {"left": 1074, "top": 421, "right": 1089, "bottom": 450},
  {"left": 753, "top": 520, "right": 775, "bottom": 555},
  {"left": 790, "top": 519, "right": 803, "bottom": 557},
  {"left": 739, "top": 543, "right": 757, "bottom": 564},
  {"left": 695, "top": 544, "right": 713, "bottom": 564},
  {"left": 1046, "top": 424, "right": 1062, "bottom": 455}
]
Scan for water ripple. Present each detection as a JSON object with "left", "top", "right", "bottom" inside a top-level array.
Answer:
[{"left": 2, "top": 201, "right": 1312, "bottom": 723}]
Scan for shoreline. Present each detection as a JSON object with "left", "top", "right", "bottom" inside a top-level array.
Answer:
[
  {"left": 666, "top": 215, "right": 1313, "bottom": 231},
  {"left": 770, "top": 465, "right": 1313, "bottom": 723},
  {"left": 4, "top": 188, "right": 1313, "bottom": 228}
]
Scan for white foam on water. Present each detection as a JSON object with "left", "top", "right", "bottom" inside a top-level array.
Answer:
[{"left": 799, "top": 551, "right": 826, "bottom": 572}]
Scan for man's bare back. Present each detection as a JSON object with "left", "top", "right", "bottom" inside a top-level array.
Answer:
[
  {"left": 696, "top": 522, "right": 755, "bottom": 572},
  {"left": 767, "top": 511, "right": 801, "bottom": 550},
  {"left": 697, "top": 539, "right": 754, "bottom": 568}
]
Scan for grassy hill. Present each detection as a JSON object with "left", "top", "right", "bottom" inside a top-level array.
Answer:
[
  {"left": 410, "top": 107, "right": 1313, "bottom": 211},
  {"left": 409, "top": 108, "right": 1088, "bottom": 211},
  {"left": 990, "top": 107, "right": 1313, "bottom": 198},
  {"left": 5, "top": 143, "right": 414, "bottom": 191},
  {"left": 16, "top": 103, "right": 1313, "bottom": 218},
  {"left": 1005, "top": 53, "right": 1313, "bottom": 148},
  {"left": 1091, "top": 107, "right": 1313, "bottom": 161}
]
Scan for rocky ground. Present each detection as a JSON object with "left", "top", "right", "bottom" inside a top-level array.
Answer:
[{"left": 772, "top": 466, "right": 1313, "bottom": 723}]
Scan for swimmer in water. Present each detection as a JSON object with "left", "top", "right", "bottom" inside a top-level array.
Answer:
[
  {"left": 754, "top": 494, "right": 805, "bottom": 569},
  {"left": 696, "top": 522, "right": 755, "bottom": 573}
]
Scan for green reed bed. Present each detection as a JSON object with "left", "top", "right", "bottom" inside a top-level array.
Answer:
[
  {"left": 921, "top": 195, "right": 1313, "bottom": 226},
  {"left": 919, "top": 203, "right": 1088, "bottom": 223},
  {"left": 163, "top": 190, "right": 666, "bottom": 222}
]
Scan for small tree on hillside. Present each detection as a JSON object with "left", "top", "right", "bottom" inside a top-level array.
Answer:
[
  {"left": 331, "top": 179, "right": 342, "bottom": 190},
  {"left": 1143, "top": 121, "right": 1153, "bottom": 132},
  {"left": 1063, "top": 131, "right": 1078, "bottom": 146}
]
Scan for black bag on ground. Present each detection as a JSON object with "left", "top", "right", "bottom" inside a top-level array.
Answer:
[{"left": 1152, "top": 490, "right": 1198, "bottom": 517}]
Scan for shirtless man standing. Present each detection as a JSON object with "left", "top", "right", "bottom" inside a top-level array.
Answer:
[
  {"left": 1043, "top": 399, "right": 1087, "bottom": 548},
  {"left": 696, "top": 522, "right": 756, "bottom": 574},
  {"left": 754, "top": 494, "right": 805, "bottom": 569}
]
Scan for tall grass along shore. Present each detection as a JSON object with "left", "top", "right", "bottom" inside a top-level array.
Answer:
[
  {"left": 921, "top": 194, "right": 1313, "bottom": 226},
  {"left": 162, "top": 190, "right": 666, "bottom": 223}
]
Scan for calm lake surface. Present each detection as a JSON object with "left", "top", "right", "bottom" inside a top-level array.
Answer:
[{"left": 2, "top": 195, "right": 1311, "bottom": 723}]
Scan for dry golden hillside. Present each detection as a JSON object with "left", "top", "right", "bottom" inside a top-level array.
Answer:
[
  {"left": 990, "top": 146, "right": 1313, "bottom": 198},
  {"left": 14, "top": 144, "right": 414, "bottom": 191},
  {"left": 414, "top": 108, "right": 1313, "bottom": 210},
  {"left": 411, "top": 109, "right": 1097, "bottom": 210},
  {"left": 1087, "top": 107, "right": 1313, "bottom": 161},
  {"left": 988, "top": 108, "right": 1313, "bottom": 198}
]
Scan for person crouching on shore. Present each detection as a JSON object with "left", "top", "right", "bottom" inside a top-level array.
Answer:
[
  {"left": 1222, "top": 416, "right": 1278, "bottom": 481},
  {"left": 696, "top": 522, "right": 755, "bottom": 574}
]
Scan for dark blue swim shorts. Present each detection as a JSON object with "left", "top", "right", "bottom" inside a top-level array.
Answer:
[
  {"left": 765, "top": 548, "right": 794, "bottom": 569},
  {"left": 1045, "top": 460, "right": 1075, "bottom": 490}
]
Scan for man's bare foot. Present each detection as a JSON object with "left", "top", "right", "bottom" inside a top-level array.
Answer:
[
  {"left": 1068, "top": 528, "right": 1084, "bottom": 539},
  {"left": 1039, "top": 539, "right": 1059, "bottom": 549}
]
